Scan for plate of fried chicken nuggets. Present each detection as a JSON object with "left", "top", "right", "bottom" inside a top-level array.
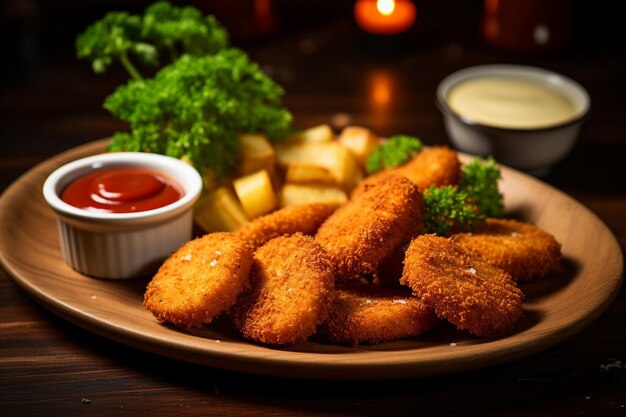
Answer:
[{"left": 144, "top": 146, "right": 563, "bottom": 347}]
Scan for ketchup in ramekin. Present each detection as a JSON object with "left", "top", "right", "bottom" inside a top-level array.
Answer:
[
  {"left": 61, "top": 167, "right": 184, "bottom": 213},
  {"left": 43, "top": 152, "right": 202, "bottom": 279}
]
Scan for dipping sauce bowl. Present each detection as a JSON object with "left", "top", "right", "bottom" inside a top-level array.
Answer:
[
  {"left": 43, "top": 152, "right": 202, "bottom": 279},
  {"left": 437, "top": 64, "right": 590, "bottom": 175}
]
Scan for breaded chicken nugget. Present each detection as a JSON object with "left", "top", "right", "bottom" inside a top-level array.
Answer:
[
  {"left": 144, "top": 232, "right": 253, "bottom": 328},
  {"left": 401, "top": 235, "right": 523, "bottom": 337},
  {"left": 231, "top": 234, "right": 334, "bottom": 345},
  {"left": 401, "top": 146, "right": 462, "bottom": 190},
  {"left": 451, "top": 218, "right": 562, "bottom": 282},
  {"left": 316, "top": 175, "right": 425, "bottom": 279},
  {"left": 234, "top": 203, "right": 336, "bottom": 250},
  {"left": 352, "top": 146, "right": 461, "bottom": 197},
  {"left": 318, "top": 282, "right": 439, "bottom": 345},
  {"left": 350, "top": 169, "right": 395, "bottom": 198}
]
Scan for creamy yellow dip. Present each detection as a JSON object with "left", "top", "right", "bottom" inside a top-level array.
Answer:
[{"left": 446, "top": 77, "right": 579, "bottom": 129}]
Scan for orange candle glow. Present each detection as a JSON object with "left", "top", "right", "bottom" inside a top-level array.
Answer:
[{"left": 354, "top": 0, "right": 416, "bottom": 35}]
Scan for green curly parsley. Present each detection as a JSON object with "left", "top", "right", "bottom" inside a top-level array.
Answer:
[
  {"left": 105, "top": 50, "right": 292, "bottom": 177},
  {"left": 75, "top": 1, "right": 228, "bottom": 81},
  {"left": 460, "top": 156, "right": 504, "bottom": 218},
  {"left": 141, "top": 1, "right": 228, "bottom": 62},
  {"left": 366, "top": 135, "right": 423, "bottom": 174},
  {"left": 423, "top": 185, "right": 485, "bottom": 236},
  {"left": 77, "top": 2, "right": 291, "bottom": 178},
  {"left": 76, "top": 11, "right": 158, "bottom": 80},
  {"left": 422, "top": 155, "right": 504, "bottom": 235}
]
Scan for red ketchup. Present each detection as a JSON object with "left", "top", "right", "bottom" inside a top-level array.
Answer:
[{"left": 61, "top": 167, "right": 184, "bottom": 213}]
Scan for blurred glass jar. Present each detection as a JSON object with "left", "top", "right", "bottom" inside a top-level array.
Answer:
[{"left": 482, "top": 0, "right": 572, "bottom": 52}]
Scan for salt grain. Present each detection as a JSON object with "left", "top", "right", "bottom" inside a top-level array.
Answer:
[
  {"left": 91, "top": 295, "right": 97, "bottom": 300},
  {"left": 511, "top": 232, "right": 521, "bottom": 237},
  {"left": 450, "top": 342, "right": 457, "bottom": 347},
  {"left": 393, "top": 299, "right": 407, "bottom": 304},
  {"left": 209, "top": 259, "right": 218, "bottom": 267},
  {"left": 467, "top": 267, "right": 477, "bottom": 274},
  {"left": 181, "top": 254, "right": 192, "bottom": 262},
  {"left": 364, "top": 299, "right": 372, "bottom": 305},
  {"left": 215, "top": 251, "right": 222, "bottom": 255}
]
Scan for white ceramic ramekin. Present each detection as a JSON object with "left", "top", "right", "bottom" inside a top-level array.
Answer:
[
  {"left": 437, "top": 65, "right": 590, "bottom": 175},
  {"left": 43, "top": 152, "right": 202, "bottom": 279}
]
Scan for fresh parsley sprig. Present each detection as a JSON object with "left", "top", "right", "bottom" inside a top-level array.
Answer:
[
  {"left": 76, "top": 12, "right": 158, "bottom": 80},
  {"left": 141, "top": 1, "right": 228, "bottom": 62},
  {"left": 460, "top": 156, "right": 504, "bottom": 217},
  {"left": 77, "top": 2, "right": 291, "bottom": 178},
  {"left": 423, "top": 156, "right": 504, "bottom": 235},
  {"left": 423, "top": 185, "right": 485, "bottom": 236},
  {"left": 366, "top": 135, "right": 423, "bottom": 174},
  {"left": 75, "top": 1, "right": 228, "bottom": 80},
  {"left": 105, "top": 50, "right": 292, "bottom": 177}
]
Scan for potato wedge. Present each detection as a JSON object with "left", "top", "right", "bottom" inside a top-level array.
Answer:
[
  {"left": 284, "top": 124, "right": 334, "bottom": 144},
  {"left": 237, "top": 134, "right": 276, "bottom": 177},
  {"left": 280, "top": 184, "right": 348, "bottom": 208},
  {"left": 194, "top": 187, "right": 248, "bottom": 232},
  {"left": 276, "top": 142, "right": 362, "bottom": 190},
  {"left": 233, "top": 170, "right": 277, "bottom": 219},
  {"left": 338, "top": 126, "right": 380, "bottom": 167},
  {"left": 285, "top": 163, "right": 336, "bottom": 185}
]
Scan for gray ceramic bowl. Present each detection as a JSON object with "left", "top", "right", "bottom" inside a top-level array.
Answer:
[{"left": 437, "top": 65, "right": 590, "bottom": 175}]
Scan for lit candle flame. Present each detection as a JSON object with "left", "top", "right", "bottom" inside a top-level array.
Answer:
[{"left": 377, "top": 0, "right": 395, "bottom": 16}]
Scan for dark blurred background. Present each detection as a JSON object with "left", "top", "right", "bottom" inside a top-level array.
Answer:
[{"left": 1, "top": 0, "right": 624, "bottom": 194}]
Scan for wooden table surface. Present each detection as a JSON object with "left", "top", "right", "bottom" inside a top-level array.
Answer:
[{"left": 1, "top": 2, "right": 625, "bottom": 416}]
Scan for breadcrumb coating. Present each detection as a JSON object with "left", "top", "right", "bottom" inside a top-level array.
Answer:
[
  {"left": 316, "top": 175, "right": 425, "bottom": 279},
  {"left": 401, "top": 235, "right": 523, "bottom": 337},
  {"left": 144, "top": 232, "right": 253, "bottom": 328},
  {"left": 318, "top": 282, "right": 439, "bottom": 345},
  {"left": 231, "top": 234, "right": 334, "bottom": 345},
  {"left": 352, "top": 146, "right": 461, "bottom": 197},
  {"left": 451, "top": 218, "right": 562, "bottom": 282},
  {"left": 234, "top": 203, "right": 336, "bottom": 250}
]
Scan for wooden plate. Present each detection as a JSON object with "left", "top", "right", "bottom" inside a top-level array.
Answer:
[{"left": 0, "top": 140, "right": 622, "bottom": 380}]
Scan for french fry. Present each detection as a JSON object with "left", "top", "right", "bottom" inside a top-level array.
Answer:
[
  {"left": 276, "top": 142, "right": 362, "bottom": 190},
  {"left": 233, "top": 170, "right": 277, "bottom": 219},
  {"left": 338, "top": 126, "right": 380, "bottom": 167},
  {"left": 284, "top": 124, "right": 334, "bottom": 144},
  {"left": 194, "top": 187, "right": 248, "bottom": 232},
  {"left": 280, "top": 183, "right": 348, "bottom": 208},
  {"left": 237, "top": 134, "right": 276, "bottom": 177},
  {"left": 285, "top": 163, "right": 336, "bottom": 185}
]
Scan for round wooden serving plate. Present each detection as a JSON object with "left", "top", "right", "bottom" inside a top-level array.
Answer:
[{"left": 0, "top": 140, "right": 623, "bottom": 380}]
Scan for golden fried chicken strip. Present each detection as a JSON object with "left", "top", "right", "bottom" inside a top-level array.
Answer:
[
  {"left": 401, "top": 145, "right": 462, "bottom": 189},
  {"left": 144, "top": 232, "right": 253, "bottom": 328},
  {"left": 318, "top": 282, "right": 439, "bottom": 345},
  {"left": 401, "top": 235, "right": 523, "bottom": 337},
  {"left": 451, "top": 218, "right": 562, "bottom": 282},
  {"left": 352, "top": 146, "right": 461, "bottom": 197},
  {"left": 234, "top": 203, "right": 337, "bottom": 250},
  {"left": 231, "top": 234, "right": 334, "bottom": 345},
  {"left": 316, "top": 175, "right": 425, "bottom": 279}
]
